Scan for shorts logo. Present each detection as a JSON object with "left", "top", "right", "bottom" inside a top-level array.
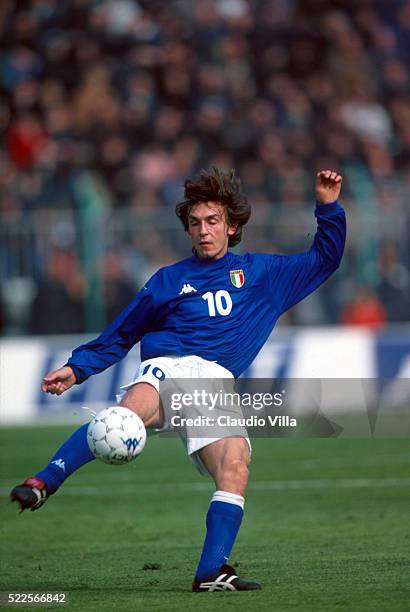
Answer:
[{"left": 229, "top": 269, "right": 245, "bottom": 288}]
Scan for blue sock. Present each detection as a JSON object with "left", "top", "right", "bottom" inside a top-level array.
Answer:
[
  {"left": 196, "top": 490, "right": 244, "bottom": 580},
  {"left": 36, "top": 423, "right": 95, "bottom": 493}
]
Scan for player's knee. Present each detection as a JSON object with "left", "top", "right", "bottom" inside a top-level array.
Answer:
[
  {"left": 120, "top": 395, "right": 141, "bottom": 414},
  {"left": 120, "top": 395, "right": 142, "bottom": 419},
  {"left": 218, "top": 457, "right": 249, "bottom": 496},
  {"left": 119, "top": 396, "right": 158, "bottom": 427},
  {"left": 120, "top": 384, "right": 162, "bottom": 427},
  {"left": 231, "top": 458, "right": 249, "bottom": 488}
]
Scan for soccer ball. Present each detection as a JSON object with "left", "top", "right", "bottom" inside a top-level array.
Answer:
[{"left": 87, "top": 406, "right": 146, "bottom": 465}]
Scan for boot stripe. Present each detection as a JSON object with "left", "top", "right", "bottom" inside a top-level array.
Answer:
[
  {"left": 32, "top": 488, "right": 43, "bottom": 505},
  {"left": 199, "top": 575, "right": 237, "bottom": 591}
]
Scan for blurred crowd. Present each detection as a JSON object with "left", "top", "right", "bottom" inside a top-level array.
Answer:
[{"left": 1, "top": 0, "right": 410, "bottom": 334}]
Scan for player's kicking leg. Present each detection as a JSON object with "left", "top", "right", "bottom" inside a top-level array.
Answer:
[
  {"left": 10, "top": 383, "right": 161, "bottom": 512},
  {"left": 10, "top": 421, "right": 94, "bottom": 511},
  {"left": 192, "top": 437, "right": 261, "bottom": 592}
]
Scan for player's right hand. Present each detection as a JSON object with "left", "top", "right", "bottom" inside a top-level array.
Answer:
[{"left": 41, "top": 366, "right": 76, "bottom": 395}]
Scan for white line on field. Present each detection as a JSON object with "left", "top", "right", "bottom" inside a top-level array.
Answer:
[
  {"left": 249, "top": 477, "right": 410, "bottom": 490},
  {"left": 4, "top": 453, "right": 410, "bottom": 488},
  {"left": 2, "top": 477, "right": 410, "bottom": 497},
  {"left": 294, "top": 454, "right": 410, "bottom": 469}
]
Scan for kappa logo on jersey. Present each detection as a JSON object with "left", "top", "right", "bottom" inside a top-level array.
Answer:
[
  {"left": 229, "top": 269, "right": 245, "bottom": 288},
  {"left": 179, "top": 283, "right": 197, "bottom": 295}
]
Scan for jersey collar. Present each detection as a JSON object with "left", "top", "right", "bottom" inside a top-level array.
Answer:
[{"left": 191, "top": 251, "right": 232, "bottom": 267}]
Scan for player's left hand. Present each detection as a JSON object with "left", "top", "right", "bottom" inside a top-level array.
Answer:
[{"left": 315, "top": 170, "right": 343, "bottom": 204}]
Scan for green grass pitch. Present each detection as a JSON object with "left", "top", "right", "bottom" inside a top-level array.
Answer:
[{"left": 0, "top": 426, "right": 409, "bottom": 611}]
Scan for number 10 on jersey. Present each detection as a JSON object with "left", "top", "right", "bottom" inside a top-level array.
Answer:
[{"left": 202, "top": 290, "right": 232, "bottom": 316}]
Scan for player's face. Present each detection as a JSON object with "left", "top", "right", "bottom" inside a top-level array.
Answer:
[{"left": 187, "top": 201, "right": 237, "bottom": 260}]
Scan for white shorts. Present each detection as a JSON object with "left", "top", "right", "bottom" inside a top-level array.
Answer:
[{"left": 117, "top": 355, "right": 252, "bottom": 476}]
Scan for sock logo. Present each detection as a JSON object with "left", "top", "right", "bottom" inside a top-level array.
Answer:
[
  {"left": 122, "top": 437, "right": 142, "bottom": 452},
  {"left": 51, "top": 459, "right": 66, "bottom": 472}
]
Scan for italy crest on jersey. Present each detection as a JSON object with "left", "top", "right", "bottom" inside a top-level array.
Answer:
[{"left": 230, "top": 269, "right": 245, "bottom": 288}]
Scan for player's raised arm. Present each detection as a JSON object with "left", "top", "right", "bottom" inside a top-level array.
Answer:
[
  {"left": 315, "top": 170, "right": 343, "bottom": 204},
  {"left": 266, "top": 169, "right": 346, "bottom": 315},
  {"left": 42, "top": 366, "right": 77, "bottom": 395}
]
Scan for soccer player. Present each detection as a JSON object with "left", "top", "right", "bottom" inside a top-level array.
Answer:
[{"left": 11, "top": 167, "right": 345, "bottom": 592}]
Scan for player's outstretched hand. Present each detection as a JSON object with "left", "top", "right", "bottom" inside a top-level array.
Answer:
[
  {"left": 315, "top": 170, "right": 343, "bottom": 204},
  {"left": 42, "top": 366, "right": 76, "bottom": 395}
]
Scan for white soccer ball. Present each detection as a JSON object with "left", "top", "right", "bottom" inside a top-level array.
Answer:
[{"left": 87, "top": 406, "right": 146, "bottom": 465}]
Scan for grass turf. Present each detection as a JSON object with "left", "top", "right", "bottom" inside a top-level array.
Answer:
[{"left": 0, "top": 427, "right": 409, "bottom": 611}]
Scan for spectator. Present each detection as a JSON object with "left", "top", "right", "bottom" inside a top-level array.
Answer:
[
  {"left": 102, "top": 251, "right": 138, "bottom": 324},
  {"left": 340, "top": 288, "right": 387, "bottom": 330},
  {"left": 29, "top": 249, "right": 86, "bottom": 334},
  {"left": 378, "top": 242, "right": 410, "bottom": 323}
]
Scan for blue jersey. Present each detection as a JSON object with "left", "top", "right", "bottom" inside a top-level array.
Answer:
[{"left": 67, "top": 201, "right": 346, "bottom": 381}]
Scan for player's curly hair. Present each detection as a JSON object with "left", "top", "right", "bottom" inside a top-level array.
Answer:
[{"left": 175, "top": 166, "right": 251, "bottom": 247}]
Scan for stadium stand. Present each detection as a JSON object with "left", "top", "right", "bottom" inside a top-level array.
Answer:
[{"left": 1, "top": 0, "right": 409, "bottom": 333}]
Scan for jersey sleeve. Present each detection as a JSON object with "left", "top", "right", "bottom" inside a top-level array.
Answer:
[
  {"left": 66, "top": 280, "right": 157, "bottom": 384},
  {"left": 266, "top": 201, "right": 346, "bottom": 314}
]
